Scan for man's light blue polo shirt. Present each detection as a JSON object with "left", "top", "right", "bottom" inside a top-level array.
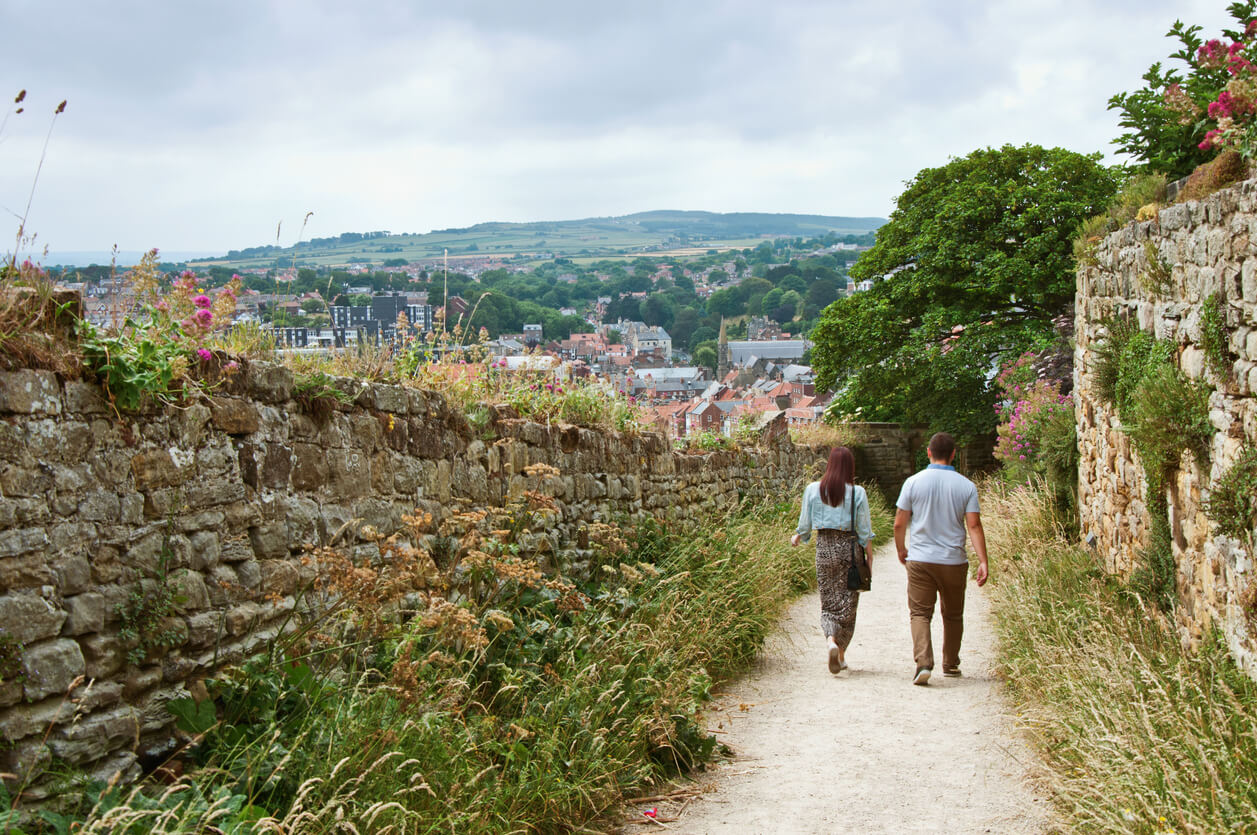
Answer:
[{"left": 895, "top": 464, "right": 980, "bottom": 565}]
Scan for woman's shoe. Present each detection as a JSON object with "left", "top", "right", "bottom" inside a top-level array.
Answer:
[
  {"left": 828, "top": 646, "right": 841, "bottom": 674},
  {"left": 839, "top": 660, "right": 849, "bottom": 671}
]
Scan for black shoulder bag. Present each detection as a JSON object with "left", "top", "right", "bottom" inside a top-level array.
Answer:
[{"left": 845, "top": 487, "right": 871, "bottom": 591}]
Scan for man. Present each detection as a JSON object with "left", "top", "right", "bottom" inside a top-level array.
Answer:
[{"left": 893, "top": 432, "right": 988, "bottom": 686}]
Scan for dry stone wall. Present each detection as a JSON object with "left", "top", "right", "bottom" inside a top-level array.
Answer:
[
  {"left": 848, "top": 423, "right": 996, "bottom": 498},
  {"left": 0, "top": 363, "right": 823, "bottom": 796},
  {"left": 1076, "top": 177, "right": 1257, "bottom": 675}
]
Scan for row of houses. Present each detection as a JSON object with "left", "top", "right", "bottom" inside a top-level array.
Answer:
[{"left": 647, "top": 363, "right": 823, "bottom": 439}]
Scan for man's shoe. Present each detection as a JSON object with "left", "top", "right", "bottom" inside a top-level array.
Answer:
[
  {"left": 913, "top": 667, "right": 932, "bottom": 686},
  {"left": 943, "top": 666, "right": 962, "bottom": 678},
  {"left": 828, "top": 646, "right": 842, "bottom": 674}
]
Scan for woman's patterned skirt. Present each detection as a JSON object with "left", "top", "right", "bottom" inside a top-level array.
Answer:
[{"left": 815, "top": 528, "right": 861, "bottom": 651}]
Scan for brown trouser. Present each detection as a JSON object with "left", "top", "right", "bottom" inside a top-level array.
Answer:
[{"left": 906, "top": 560, "right": 968, "bottom": 671}]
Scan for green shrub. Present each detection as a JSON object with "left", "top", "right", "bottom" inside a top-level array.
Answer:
[
  {"left": 1200, "top": 291, "right": 1233, "bottom": 381},
  {"left": 1138, "top": 240, "right": 1175, "bottom": 297},
  {"left": 1038, "top": 402, "right": 1080, "bottom": 515},
  {"left": 1113, "top": 329, "right": 1176, "bottom": 418},
  {"left": 1128, "top": 503, "right": 1176, "bottom": 611},
  {"left": 1091, "top": 316, "right": 1139, "bottom": 408},
  {"left": 1073, "top": 173, "right": 1168, "bottom": 265},
  {"left": 1206, "top": 446, "right": 1257, "bottom": 541},
  {"left": 1125, "top": 361, "right": 1213, "bottom": 495}
]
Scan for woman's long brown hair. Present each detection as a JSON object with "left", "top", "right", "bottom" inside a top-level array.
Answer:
[{"left": 819, "top": 445, "right": 855, "bottom": 507}]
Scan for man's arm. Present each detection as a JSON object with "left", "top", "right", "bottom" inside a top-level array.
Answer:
[
  {"left": 966, "top": 511, "right": 988, "bottom": 586},
  {"left": 894, "top": 509, "right": 911, "bottom": 565}
]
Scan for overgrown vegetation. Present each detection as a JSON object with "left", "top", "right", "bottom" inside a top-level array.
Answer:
[
  {"left": 1073, "top": 172, "right": 1168, "bottom": 268},
  {"left": 1089, "top": 316, "right": 1214, "bottom": 608},
  {"left": 1206, "top": 446, "right": 1257, "bottom": 541},
  {"left": 985, "top": 480, "right": 1257, "bottom": 833},
  {"left": 1200, "top": 290, "right": 1233, "bottom": 380},
  {"left": 1137, "top": 239, "right": 1175, "bottom": 297},
  {"left": 289, "top": 368, "right": 355, "bottom": 424},
  {"left": 20, "top": 490, "right": 891, "bottom": 832},
  {"left": 115, "top": 527, "right": 188, "bottom": 666}
]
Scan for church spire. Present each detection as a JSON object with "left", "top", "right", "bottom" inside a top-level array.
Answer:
[{"left": 717, "top": 317, "right": 729, "bottom": 381}]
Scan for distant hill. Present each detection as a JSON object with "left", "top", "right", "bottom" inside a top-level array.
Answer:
[{"left": 194, "top": 211, "right": 885, "bottom": 269}]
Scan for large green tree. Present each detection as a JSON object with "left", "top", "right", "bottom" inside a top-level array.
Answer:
[{"left": 811, "top": 144, "right": 1118, "bottom": 440}]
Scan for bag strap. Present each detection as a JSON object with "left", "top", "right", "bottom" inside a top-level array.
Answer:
[{"left": 846, "top": 486, "right": 853, "bottom": 533}]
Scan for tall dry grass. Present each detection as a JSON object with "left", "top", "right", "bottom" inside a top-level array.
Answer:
[
  {"left": 984, "top": 478, "right": 1257, "bottom": 834},
  {"left": 48, "top": 490, "right": 894, "bottom": 834}
]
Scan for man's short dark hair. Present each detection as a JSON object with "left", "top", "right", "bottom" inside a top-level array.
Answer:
[{"left": 928, "top": 432, "right": 956, "bottom": 461}]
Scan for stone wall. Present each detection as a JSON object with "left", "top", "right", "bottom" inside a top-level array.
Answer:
[
  {"left": 0, "top": 363, "right": 824, "bottom": 796},
  {"left": 848, "top": 423, "right": 997, "bottom": 498},
  {"left": 1075, "top": 177, "right": 1257, "bottom": 675}
]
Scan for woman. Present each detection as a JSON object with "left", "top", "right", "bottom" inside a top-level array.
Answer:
[{"left": 790, "top": 446, "right": 873, "bottom": 674}]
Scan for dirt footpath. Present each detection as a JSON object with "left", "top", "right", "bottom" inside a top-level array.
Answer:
[{"left": 636, "top": 542, "right": 1053, "bottom": 834}]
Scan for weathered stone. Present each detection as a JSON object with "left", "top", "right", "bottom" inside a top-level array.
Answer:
[
  {"left": 63, "top": 380, "right": 109, "bottom": 414},
  {"left": 78, "top": 489, "right": 121, "bottom": 522},
  {"left": 0, "top": 465, "right": 52, "bottom": 498},
  {"left": 122, "top": 665, "right": 162, "bottom": 699},
  {"left": 0, "top": 370, "right": 61, "bottom": 415},
  {"left": 234, "top": 559, "right": 262, "bottom": 590},
  {"left": 47, "top": 706, "right": 139, "bottom": 764},
  {"left": 224, "top": 602, "right": 263, "bottom": 636},
  {"left": 244, "top": 362, "right": 293, "bottom": 403},
  {"left": 130, "top": 450, "right": 185, "bottom": 490},
  {"left": 81, "top": 633, "right": 126, "bottom": 679},
  {"left": 258, "top": 560, "right": 300, "bottom": 596},
  {"left": 186, "top": 530, "right": 220, "bottom": 571},
  {"left": 357, "top": 382, "right": 408, "bottom": 414},
  {"left": 210, "top": 397, "right": 260, "bottom": 435},
  {"left": 328, "top": 449, "right": 371, "bottom": 497},
  {"left": 0, "top": 738, "right": 51, "bottom": 785},
  {"left": 291, "top": 443, "right": 328, "bottom": 491},
  {"left": 0, "top": 697, "right": 73, "bottom": 741},
  {"left": 169, "top": 570, "right": 210, "bottom": 613},
  {"left": 185, "top": 610, "right": 224, "bottom": 649},
  {"left": 21, "top": 639, "right": 85, "bottom": 702},
  {"left": 62, "top": 592, "right": 106, "bottom": 636},
  {"left": 248, "top": 524, "right": 287, "bottom": 559},
  {"left": 0, "top": 594, "right": 66, "bottom": 644}
]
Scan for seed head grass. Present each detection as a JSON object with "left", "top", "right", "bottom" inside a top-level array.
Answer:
[
  {"left": 984, "top": 479, "right": 1257, "bottom": 834},
  {"left": 52, "top": 487, "right": 891, "bottom": 833}
]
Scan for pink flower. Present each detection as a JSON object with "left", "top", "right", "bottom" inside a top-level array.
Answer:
[
  {"left": 194, "top": 309, "right": 213, "bottom": 327},
  {"left": 224, "top": 360, "right": 240, "bottom": 372},
  {"left": 194, "top": 294, "right": 212, "bottom": 309},
  {"left": 196, "top": 348, "right": 212, "bottom": 362}
]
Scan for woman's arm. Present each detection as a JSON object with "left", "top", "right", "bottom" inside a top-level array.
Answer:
[
  {"left": 855, "top": 486, "right": 874, "bottom": 547},
  {"left": 791, "top": 484, "right": 813, "bottom": 546}
]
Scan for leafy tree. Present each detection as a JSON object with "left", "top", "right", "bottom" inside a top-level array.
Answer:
[
  {"left": 639, "top": 294, "right": 675, "bottom": 328},
  {"left": 760, "top": 288, "right": 785, "bottom": 316},
  {"left": 670, "top": 307, "right": 700, "bottom": 348},
  {"left": 705, "top": 288, "right": 742, "bottom": 318},
  {"left": 778, "top": 274, "right": 808, "bottom": 294},
  {"left": 300, "top": 298, "right": 325, "bottom": 314},
  {"left": 693, "top": 346, "right": 717, "bottom": 375},
  {"left": 805, "top": 277, "right": 841, "bottom": 313},
  {"left": 1108, "top": 2, "right": 1257, "bottom": 178},
  {"left": 688, "top": 326, "right": 718, "bottom": 352},
  {"left": 811, "top": 144, "right": 1118, "bottom": 440}
]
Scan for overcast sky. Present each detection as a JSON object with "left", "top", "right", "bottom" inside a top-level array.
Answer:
[{"left": 0, "top": 0, "right": 1243, "bottom": 259}]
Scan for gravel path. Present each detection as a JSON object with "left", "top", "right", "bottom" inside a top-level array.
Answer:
[{"left": 630, "top": 541, "right": 1053, "bottom": 834}]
